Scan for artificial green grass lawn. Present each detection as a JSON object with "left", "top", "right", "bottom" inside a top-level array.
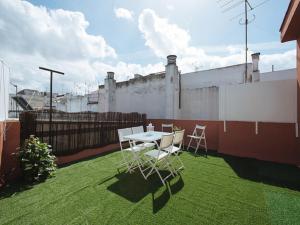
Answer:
[{"left": 1, "top": 151, "right": 300, "bottom": 225}]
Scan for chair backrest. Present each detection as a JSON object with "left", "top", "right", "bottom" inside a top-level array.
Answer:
[
  {"left": 162, "top": 123, "right": 173, "bottom": 132},
  {"left": 193, "top": 125, "right": 206, "bottom": 137},
  {"left": 160, "top": 133, "right": 174, "bottom": 150},
  {"left": 132, "top": 126, "right": 144, "bottom": 134},
  {"left": 118, "top": 128, "right": 132, "bottom": 143},
  {"left": 173, "top": 129, "right": 185, "bottom": 145}
]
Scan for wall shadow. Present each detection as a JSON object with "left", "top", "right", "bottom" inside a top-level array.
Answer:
[
  {"left": 223, "top": 154, "right": 300, "bottom": 191},
  {"left": 186, "top": 148, "right": 300, "bottom": 191}
]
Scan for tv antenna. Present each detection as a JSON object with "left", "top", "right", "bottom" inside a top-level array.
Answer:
[{"left": 217, "top": 0, "right": 271, "bottom": 83}]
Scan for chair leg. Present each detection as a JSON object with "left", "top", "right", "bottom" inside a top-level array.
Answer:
[
  {"left": 146, "top": 160, "right": 165, "bottom": 185},
  {"left": 154, "top": 167, "right": 165, "bottom": 186},
  {"left": 187, "top": 138, "right": 193, "bottom": 151},
  {"left": 204, "top": 138, "right": 208, "bottom": 155},
  {"left": 194, "top": 139, "right": 201, "bottom": 154},
  {"left": 165, "top": 160, "right": 176, "bottom": 177},
  {"left": 121, "top": 152, "right": 133, "bottom": 173},
  {"left": 175, "top": 153, "right": 184, "bottom": 170}
]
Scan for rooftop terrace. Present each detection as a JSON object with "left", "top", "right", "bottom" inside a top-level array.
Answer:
[{"left": 1, "top": 150, "right": 299, "bottom": 225}]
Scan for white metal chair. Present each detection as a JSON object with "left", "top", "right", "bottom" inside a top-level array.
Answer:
[
  {"left": 163, "top": 129, "right": 185, "bottom": 172},
  {"left": 131, "top": 126, "right": 144, "bottom": 134},
  {"left": 117, "top": 128, "right": 144, "bottom": 173},
  {"left": 187, "top": 125, "right": 207, "bottom": 154},
  {"left": 162, "top": 123, "right": 173, "bottom": 132},
  {"left": 142, "top": 133, "right": 176, "bottom": 185},
  {"left": 131, "top": 126, "right": 155, "bottom": 148}
]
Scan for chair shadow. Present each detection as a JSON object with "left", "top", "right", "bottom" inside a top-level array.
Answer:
[
  {"left": 107, "top": 169, "right": 184, "bottom": 213},
  {"left": 150, "top": 172, "right": 184, "bottom": 214},
  {"left": 107, "top": 170, "right": 150, "bottom": 202}
]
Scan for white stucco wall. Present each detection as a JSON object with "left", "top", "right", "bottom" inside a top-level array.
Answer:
[
  {"left": 114, "top": 75, "right": 166, "bottom": 118},
  {"left": 260, "top": 68, "right": 296, "bottom": 81},
  {"left": 181, "top": 63, "right": 250, "bottom": 88},
  {"left": 97, "top": 87, "right": 107, "bottom": 113},
  {"left": 219, "top": 79, "right": 297, "bottom": 123},
  {"left": 180, "top": 86, "right": 219, "bottom": 120},
  {"left": 36, "top": 62, "right": 297, "bottom": 123},
  {"left": 55, "top": 95, "right": 88, "bottom": 112},
  {"left": 0, "top": 62, "right": 9, "bottom": 121},
  {"left": 178, "top": 63, "right": 249, "bottom": 120}
]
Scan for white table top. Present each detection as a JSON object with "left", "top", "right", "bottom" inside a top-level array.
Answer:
[{"left": 123, "top": 131, "right": 171, "bottom": 142}]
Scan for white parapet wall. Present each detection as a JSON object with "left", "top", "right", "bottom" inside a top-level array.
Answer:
[
  {"left": 0, "top": 61, "right": 9, "bottom": 121},
  {"left": 260, "top": 68, "right": 296, "bottom": 81},
  {"left": 219, "top": 79, "right": 297, "bottom": 123},
  {"left": 114, "top": 74, "right": 166, "bottom": 119}
]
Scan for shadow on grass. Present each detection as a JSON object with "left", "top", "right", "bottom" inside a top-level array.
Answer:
[
  {"left": 185, "top": 147, "right": 218, "bottom": 158},
  {"left": 223, "top": 155, "right": 300, "bottom": 191},
  {"left": 107, "top": 170, "right": 184, "bottom": 213},
  {"left": 186, "top": 147, "right": 300, "bottom": 191},
  {"left": 152, "top": 174, "right": 184, "bottom": 213},
  {"left": 0, "top": 180, "right": 33, "bottom": 200}
]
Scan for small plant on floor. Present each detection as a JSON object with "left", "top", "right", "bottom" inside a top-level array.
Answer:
[{"left": 19, "top": 135, "right": 56, "bottom": 183}]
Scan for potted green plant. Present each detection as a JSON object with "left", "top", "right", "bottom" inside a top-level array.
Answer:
[{"left": 19, "top": 135, "right": 56, "bottom": 183}]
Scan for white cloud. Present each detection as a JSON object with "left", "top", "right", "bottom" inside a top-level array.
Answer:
[
  {"left": 114, "top": 8, "right": 134, "bottom": 21},
  {"left": 0, "top": 1, "right": 296, "bottom": 96},
  {"left": 138, "top": 9, "right": 191, "bottom": 58},
  {"left": 138, "top": 9, "right": 296, "bottom": 73},
  {"left": 0, "top": 0, "right": 116, "bottom": 60},
  {"left": 166, "top": 5, "right": 175, "bottom": 11},
  {"left": 0, "top": 1, "right": 161, "bottom": 94}
]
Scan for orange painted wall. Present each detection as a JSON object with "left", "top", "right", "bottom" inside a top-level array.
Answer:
[
  {"left": 218, "top": 122, "right": 299, "bottom": 165},
  {"left": 297, "top": 39, "right": 300, "bottom": 166},
  {"left": 0, "top": 122, "right": 4, "bottom": 183},
  {"left": 297, "top": 39, "right": 300, "bottom": 122},
  {"left": 0, "top": 121, "right": 21, "bottom": 186},
  {"left": 149, "top": 119, "right": 300, "bottom": 166}
]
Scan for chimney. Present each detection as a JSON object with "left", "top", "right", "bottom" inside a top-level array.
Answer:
[
  {"left": 251, "top": 53, "right": 260, "bottom": 72},
  {"left": 167, "top": 55, "right": 177, "bottom": 65},
  {"left": 104, "top": 71, "right": 116, "bottom": 112},
  {"left": 251, "top": 53, "right": 260, "bottom": 82},
  {"left": 107, "top": 71, "right": 114, "bottom": 79},
  {"left": 165, "top": 55, "right": 180, "bottom": 119}
]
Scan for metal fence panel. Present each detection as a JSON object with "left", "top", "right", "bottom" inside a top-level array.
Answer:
[{"left": 20, "top": 110, "right": 146, "bottom": 156}]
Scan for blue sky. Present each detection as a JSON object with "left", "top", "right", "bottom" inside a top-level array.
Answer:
[
  {"left": 0, "top": 0, "right": 296, "bottom": 93},
  {"left": 27, "top": 0, "right": 293, "bottom": 63}
]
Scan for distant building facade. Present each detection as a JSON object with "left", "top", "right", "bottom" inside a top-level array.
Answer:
[
  {"left": 92, "top": 54, "right": 296, "bottom": 120},
  {"left": 10, "top": 54, "right": 297, "bottom": 121}
]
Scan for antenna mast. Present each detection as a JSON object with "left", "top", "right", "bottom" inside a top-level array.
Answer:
[
  {"left": 218, "top": 0, "right": 255, "bottom": 83},
  {"left": 244, "top": 0, "right": 253, "bottom": 83}
]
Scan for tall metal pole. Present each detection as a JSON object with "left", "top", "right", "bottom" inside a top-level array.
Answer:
[
  {"left": 39, "top": 67, "right": 64, "bottom": 147},
  {"left": 245, "top": 0, "right": 248, "bottom": 83},
  {"left": 49, "top": 71, "right": 53, "bottom": 145},
  {"left": 15, "top": 85, "right": 18, "bottom": 118}
]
